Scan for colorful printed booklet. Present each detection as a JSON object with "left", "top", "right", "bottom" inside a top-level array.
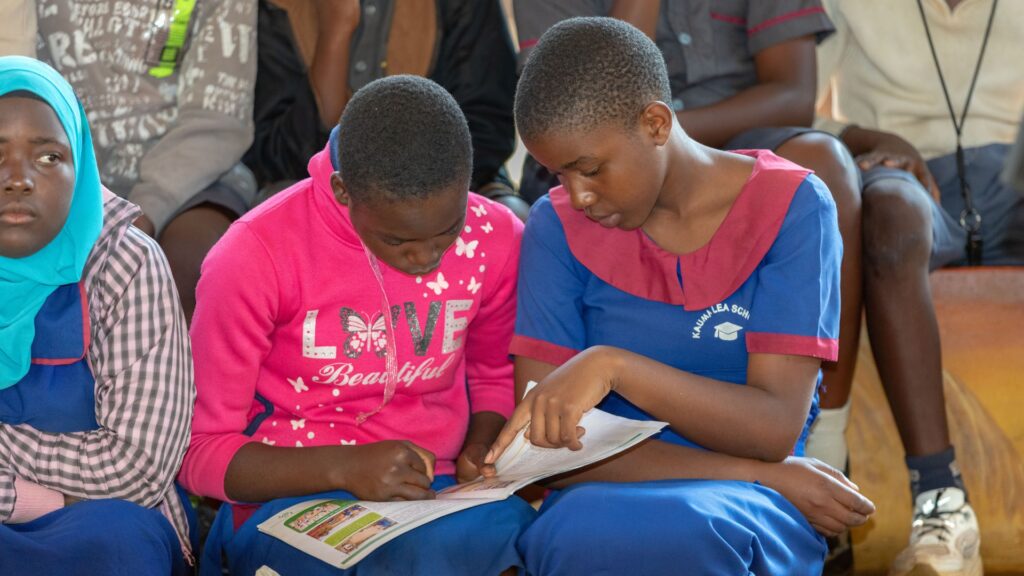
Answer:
[{"left": 257, "top": 401, "right": 666, "bottom": 569}]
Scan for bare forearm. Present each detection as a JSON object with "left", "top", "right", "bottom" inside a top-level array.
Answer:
[
  {"left": 464, "top": 411, "right": 507, "bottom": 448},
  {"left": 599, "top": 347, "right": 814, "bottom": 461},
  {"left": 224, "top": 443, "right": 353, "bottom": 502},
  {"left": 679, "top": 36, "right": 817, "bottom": 148},
  {"left": 544, "top": 439, "right": 762, "bottom": 488},
  {"left": 610, "top": 0, "right": 660, "bottom": 39},
  {"left": 310, "top": 34, "right": 355, "bottom": 126},
  {"left": 678, "top": 83, "right": 815, "bottom": 148}
]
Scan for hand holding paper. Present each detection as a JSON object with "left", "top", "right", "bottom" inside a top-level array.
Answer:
[
  {"left": 258, "top": 404, "right": 666, "bottom": 569},
  {"left": 341, "top": 441, "right": 436, "bottom": 502}
]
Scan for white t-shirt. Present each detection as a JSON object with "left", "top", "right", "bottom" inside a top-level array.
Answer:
[{"left": 816, "top": 0, "right": 1023, "bottom": 160}]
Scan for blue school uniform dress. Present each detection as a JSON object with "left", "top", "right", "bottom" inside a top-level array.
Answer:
[
  {"left": 511, "top": 151, "right": 842, "bottom": 576},
  {"left": 0, "top": 284, "right": 192, "bottom": 576}
]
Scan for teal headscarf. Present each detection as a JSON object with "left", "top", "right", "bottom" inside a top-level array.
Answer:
[{"left": 0, "top": 56, "right": 104, "bottom": 388}]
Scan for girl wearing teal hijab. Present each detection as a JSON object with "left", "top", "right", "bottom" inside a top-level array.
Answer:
[
  {"left": 0, "top": 55, "right": 103, "bottom": 388},
  {"left": 0, "top": 57, "right": 195, "bottom": 575}
]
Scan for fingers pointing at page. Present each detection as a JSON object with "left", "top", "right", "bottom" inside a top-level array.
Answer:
[{"left": 485, "top": 398, "right": 533, "bottom": 465}]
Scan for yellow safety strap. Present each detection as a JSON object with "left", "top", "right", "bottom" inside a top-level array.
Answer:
[{"left": 148, "top": 0, "right": 198, "bottom": 78}]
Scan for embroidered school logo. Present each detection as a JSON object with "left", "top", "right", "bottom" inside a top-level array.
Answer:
[
  {"left": 691, "top": 302, "right": 750, "bottom": 340},
  {"left": 713, "top": 322, "right": 743, "bottom": 341}
]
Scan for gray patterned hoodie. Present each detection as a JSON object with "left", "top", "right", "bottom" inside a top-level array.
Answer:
[{"left": 36, "top": 0, "right": 257, "bottom": 231}]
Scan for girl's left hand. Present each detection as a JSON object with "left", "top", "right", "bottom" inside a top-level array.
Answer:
[
  {"left": 758, "top": 456, "right": 875, "bottom": 537},
  {"left": 455, "top": 442, "right": 491, "bottom": 483},
  {"left": 485, "top": 346, "right": 622, "bottom": 465}
]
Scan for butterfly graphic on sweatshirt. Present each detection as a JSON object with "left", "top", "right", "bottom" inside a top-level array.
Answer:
[
  {"left": 339, "top": 308, "right": 388, "bottom": 359},
  {"left": 455, "top": 237, "right": 478, "bottom": 259},
  {"left": 426, "top": 272, "right": 449, "bottom": 295}
]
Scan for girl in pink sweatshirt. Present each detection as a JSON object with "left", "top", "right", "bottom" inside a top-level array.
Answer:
[{"left": 178, "top": 76, "right": 534, "bottom": 575}]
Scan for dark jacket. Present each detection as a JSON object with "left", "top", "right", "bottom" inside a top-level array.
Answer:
[{"left": 244, "top": 0, "right": 517, "bottom": 193}]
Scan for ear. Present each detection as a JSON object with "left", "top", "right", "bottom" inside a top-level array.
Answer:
[
  {"left": 330, "top": 172, "right": 351, "bottom": 206},
  {"left": 639, "top": 101, "right": 673, "bottom": 146}
]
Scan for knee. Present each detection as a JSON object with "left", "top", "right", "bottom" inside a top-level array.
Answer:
[
  {"left": 158, "top": 204, "right": 234, "bottom": 258},
  {"left": 490, "top": 194, "right": 531, "bottom": 223},
  {"left": 777, "top": 133, "right": 861, "bottom": 219},
  {"left": 862, "top": 179, "right": 933, "bottom": 276}
]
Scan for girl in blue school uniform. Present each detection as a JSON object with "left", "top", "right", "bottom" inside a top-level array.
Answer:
[
  {"left": 0, "top": 57, "right": 195, "bottom": 575},
  {"left": 482, "top": 18, "right": 876, "bottom": 576}
]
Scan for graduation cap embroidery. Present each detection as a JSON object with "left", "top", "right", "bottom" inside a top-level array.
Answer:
[{"left": 713, "top": 322, "right": 743, "bottom": 342}]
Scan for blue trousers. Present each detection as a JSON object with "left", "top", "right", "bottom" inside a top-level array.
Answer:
[
  {"left": 518, "top": 479, "right": 825, "bottom": 576},
  {"left": 0, "top": 499, "right": 188, "bottom": 576},
  {"left": 204, "top": 475, "right": 537, "bottom": 575}
]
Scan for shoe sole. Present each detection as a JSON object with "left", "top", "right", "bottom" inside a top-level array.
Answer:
[{"left": 891, "top": 558, "right": 983, "bottom": 576}]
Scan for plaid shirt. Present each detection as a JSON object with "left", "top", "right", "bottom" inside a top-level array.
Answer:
[{"left": 0, "top": 193, "right": 195, "bottom": 555}]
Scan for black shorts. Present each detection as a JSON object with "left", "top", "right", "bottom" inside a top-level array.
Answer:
[{"left": 722, "top": 126, "right": 824, "bottom": 152}]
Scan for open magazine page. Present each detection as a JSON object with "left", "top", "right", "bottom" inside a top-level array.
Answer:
[
  {"left": 256, "top": 496, "right": 494, "bottom": 569},
  {"left": 258, "top": 398, "right": 667, "bottom": 568},
  {"left": 437, "top": 409, "right": 666, "bottom": 500}
]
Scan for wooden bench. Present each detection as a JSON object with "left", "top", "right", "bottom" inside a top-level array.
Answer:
[{"left": 849, "top": 267, "right": 1024, "bottom": 574}]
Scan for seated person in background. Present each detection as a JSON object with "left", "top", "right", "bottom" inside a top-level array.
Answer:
[
  {"left": 0, "top": 0, "right": 35, "bottom": 57},
  {"left": 247, "top": 0, "right": 530, "bottom": 220},
  {"left": 178, "top": 75, "right": 535, "bottom": 575},
  {"left": 513, "top": 2, "right": 866, "bottom": 491},
  {"left": 0, "top": 57, "right": 194, "bottom": 576},
  {"left": 35, "top": 0, "right": 259, "bottom": 322},
  {"left": 814, "top": 0, "right": 1024, "bottom": 574},
  {"left": 482, "top": 18, "right": 874, "bottom": 576}
]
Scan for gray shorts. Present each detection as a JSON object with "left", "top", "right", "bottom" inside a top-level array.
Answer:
[
  {"left": 172, "top": 162, "right": 256, "bottom": 221},
  {"left": 861, "top": 144, "right": 1024, "bottom": 269}
]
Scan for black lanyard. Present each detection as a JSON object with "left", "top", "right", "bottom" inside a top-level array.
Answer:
[{"left": 916, "top": 0, "right": 999, "bottom": 265}]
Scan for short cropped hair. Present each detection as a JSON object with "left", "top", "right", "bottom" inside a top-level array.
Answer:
[
  {"left": 515, "top": 17, "right": 672, "bottom": 140},
  {"left": 336, "top": 75, "right": 472, "bottom": 203}
]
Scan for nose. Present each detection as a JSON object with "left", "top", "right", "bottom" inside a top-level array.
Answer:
[
  {"left": 405, "top": 242, "right": 442, "bottom": 271},
  {"left": 568, "top": 188, "right": 597, "bottom": 211},
  {"left": 561, "top": 177, "right": 597, "bottom": 211},
  {"left": 1, "top": 156, "right": 33, "bottom": 196}
]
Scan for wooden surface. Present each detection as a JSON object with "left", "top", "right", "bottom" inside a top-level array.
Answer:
[{"left": 849, "top": 267, "right": 1024, "bottom": 573}]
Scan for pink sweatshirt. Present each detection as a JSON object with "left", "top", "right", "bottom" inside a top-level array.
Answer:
[{"left": 178, "top": 148, "right": 523, "bottom": 501}]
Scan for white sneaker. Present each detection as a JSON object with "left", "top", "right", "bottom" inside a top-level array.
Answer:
[{"left": 889, "top": 487, "right": 983, "bottom": 576}]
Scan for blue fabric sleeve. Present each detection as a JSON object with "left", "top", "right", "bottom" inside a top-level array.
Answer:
[
  {"left": 746, "top": 175, "right": 842, "bottom": 361},
  {"left": 510, "top": 198, "right": 589, "bottom": 365}
]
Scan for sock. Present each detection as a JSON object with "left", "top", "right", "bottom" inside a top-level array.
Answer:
[
  {"left": 804, "top": 399, "right": 851, "bottom": 471},
  {"left": 906, "top": 446, "right": 967, "bottom": 501}
]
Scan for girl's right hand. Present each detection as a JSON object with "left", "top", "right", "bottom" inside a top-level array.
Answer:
[
  {"left": 757, "top": 456, "right": 875, "bottom": 537},
  {"left": 486, "top": 346, "right": 622, "bottom": 465},
  {"left": 342, "top": 441, "right": 436, "bottom": 502}
]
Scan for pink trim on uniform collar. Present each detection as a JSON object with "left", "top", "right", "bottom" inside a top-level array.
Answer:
[
  {"left": 31, "top": 281, "right": 90, "bottom": 366},
  {"left": 551, "top": 150, "right": 810, "bottom": 311}
]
